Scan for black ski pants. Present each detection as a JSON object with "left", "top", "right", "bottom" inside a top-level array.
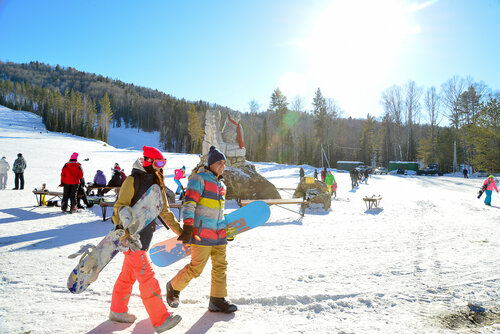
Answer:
[
  {"left": 62, "top": 184, "right": 79, "bottom": 211},
  {"left": 14, "top": 173, "right": 24, "bottom": 189}
]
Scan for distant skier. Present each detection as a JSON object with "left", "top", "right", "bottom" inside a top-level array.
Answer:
[
  {"left": 299, "top": 167, "right": 305, "bottom": 180},
  {"left": 60, "top": 152, "right": 83, "bottom": 213},
  {"left": 0, "top": 156, "right": 10, "bottom": 190},
  {"left": 363, "top": 169, "right": 369, "bottom": 184},
  {"left": 482, "top": 175, "right": 498, "bottom": 206},
  {"left": 463, "top": 168, "right": 468, "bottom": 178},
  {"left": 173, "top": 166, "right": 186, "bottom": 197},
  {"left": 350, "top": 169, "right": 359, "bottom": 189},
  {"left": 12, "top": 153, "right": 26, "bottom": 190},
  {"left": 325, "top": 171, "right": 337, "bottom": 197},
  {"left": 109, "top": 145, "right": 182, "bottom": 332}
]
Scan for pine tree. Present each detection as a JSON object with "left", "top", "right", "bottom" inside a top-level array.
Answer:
[
  {"left": 99, "top": 93, "right": 113, "bottom": 142},
  {"left": 187, "top": 105, "right": 204, "bottom": 153}
]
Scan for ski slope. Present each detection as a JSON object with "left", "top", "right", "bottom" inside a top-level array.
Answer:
[{"left": 0, "top": 106, "right": 499, "bottom": 334}]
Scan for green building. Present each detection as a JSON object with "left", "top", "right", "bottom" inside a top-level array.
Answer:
[
  {"left": 388, "top": 161, "right": 419, "bottom": 172},
  {"left": 336, "top": 161, "right": 364, "bottom": 172}
]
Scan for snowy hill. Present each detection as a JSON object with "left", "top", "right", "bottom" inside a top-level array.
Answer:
[{"left": 0, "top": 106, "right": 499, "bottom": 334}]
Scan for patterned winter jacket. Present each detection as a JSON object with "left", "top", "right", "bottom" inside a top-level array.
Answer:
[
  {"left": 12, "top": 157, "right": 26, "bottom": 173},
  {"left": 183, "top": 166, "right": 226, "bottom": 246}
]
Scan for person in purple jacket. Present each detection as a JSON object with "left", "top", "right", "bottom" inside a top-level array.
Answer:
[{"left": 93, "top": 170, "right": 107, "bottom": 196}]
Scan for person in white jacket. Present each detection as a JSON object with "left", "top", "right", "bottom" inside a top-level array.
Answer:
[{"left": 0, "top": 156, "right": 10, "bottom": 190}]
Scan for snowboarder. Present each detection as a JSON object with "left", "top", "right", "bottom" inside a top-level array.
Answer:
[
  {"left": 12, "top": 153, "right": 26, "bottom": 190},
  {"left": 109, "top": 146, "right": 182, "bottom": 332},
  {"left": 463, "top": 168, "right": 468, "bottom": 178},
  {"left": 93, "top": 170, "right": 107, "bottom": 196},
  {"left": 166, "top": 145, "right": 237, "bottom": 313},
  {"left": 60, "top": 152, "right": 83, "bottom": 213},
  {"left": 0, "top": 156, "right": 9, "bottom": 190},
  {"left": 173, "top": 166, "right": 186, "bottom": 197},
  {"left": 482, "top": 175, "right": 498, "bottom": 206}
]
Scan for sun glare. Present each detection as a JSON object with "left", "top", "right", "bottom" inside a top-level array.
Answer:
[{"left": 304, "top": 0, "right": 420, "bottom": 113}]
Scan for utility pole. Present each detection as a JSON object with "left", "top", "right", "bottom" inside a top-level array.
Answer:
[{"left": 453, "top": 141, "right": 457, "bottom": 173}]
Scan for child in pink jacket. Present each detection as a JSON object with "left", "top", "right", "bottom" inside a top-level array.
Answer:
[
  {"left": 483, "top": 175, "right": 498, "bottom": 206},
  {"left": 174, "top": 166, "right": 186, "bottom": 196}
]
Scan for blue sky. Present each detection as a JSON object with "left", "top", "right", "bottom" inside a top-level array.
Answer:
[{"left": 1, "top": 0, "right": 499, "bottom": 120}]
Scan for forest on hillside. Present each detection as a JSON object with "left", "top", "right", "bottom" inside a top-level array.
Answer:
[{"left": 1, "top": 60, "right": 499, "bottom": 172}]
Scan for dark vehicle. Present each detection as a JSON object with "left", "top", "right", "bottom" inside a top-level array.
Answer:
[{"left": 417, "top": 163, "right": 443, "bottom": 176}]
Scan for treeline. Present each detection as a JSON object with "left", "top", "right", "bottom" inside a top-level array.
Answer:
[
  {"left": 0, "top": 78, "right": 112, "bottom": 141},
  {"left": 0, "top": 60, "right": 221, "bottom": 152},
  {"left": 241, "top": 78, "right": 499, "bottom": 173},
  {"left": 1, "top": 60, "right": 499, "bottom": 172}
]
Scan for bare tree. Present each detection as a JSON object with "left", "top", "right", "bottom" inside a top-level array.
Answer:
[
  {"left": 290, "top": 95, "right": 305, "bottom": 113},
  {"left": 381, "top": 85, "right": 404, "bottom": 160},
  {"left": 423, "top": 86, "right": 441, "bottom": 162},
  {"left": 441, "top": 76, "right": 466, "bottom": 129},
  {"left": 403, "top": 81, "right": 423, "bottom": 160},
  {"left": 248, "top": 99, "right": 261, "bottom": 114}
]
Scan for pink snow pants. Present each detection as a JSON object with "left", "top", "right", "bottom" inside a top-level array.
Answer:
[{"left": 110, "top": 250, "right": 169, "bottom": 327}]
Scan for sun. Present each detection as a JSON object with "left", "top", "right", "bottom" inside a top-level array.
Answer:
[{"left": 305, "top": 0, "right": 420, "bottom": 112}]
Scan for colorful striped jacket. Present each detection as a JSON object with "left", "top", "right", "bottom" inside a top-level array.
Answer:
[{"left": 183, "top": 167, "right": 226, "bottom": 246}]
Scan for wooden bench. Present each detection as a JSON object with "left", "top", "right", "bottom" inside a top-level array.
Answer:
[
  {"left": 33, "top": 189, "right": 64, "bottom": 206},
  {"left": 238, "top": 198, "right": 309, "bottom": 216},
  {"left": 86, "top": 186, "right": 120, "bottom": 196},
  {"left": 363, "top": 195, "right": 382, "bottom": 210},
  {"left": 99, "top": 201, "right": 184, "bottom": 221}
]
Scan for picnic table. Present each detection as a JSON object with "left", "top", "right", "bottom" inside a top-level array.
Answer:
[
  {"left": 32, "top": 189, "right": 63, "bottom": 206},
  {"left": 86, "top": 186, "right": 120, "bottom": 196},
  {"left": 237, "top": 198, "right": 309, "bottom": 216}
]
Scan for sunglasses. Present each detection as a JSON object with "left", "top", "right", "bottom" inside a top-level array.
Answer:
[{"left": 153, "top": 159, "right": 166, "bottom": 168}]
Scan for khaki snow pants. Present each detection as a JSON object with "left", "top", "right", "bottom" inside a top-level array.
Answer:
[{"left": 170, "top": 244, "right": 228, "bottom": 298}]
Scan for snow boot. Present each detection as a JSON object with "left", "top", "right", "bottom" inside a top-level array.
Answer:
[
  {"left": 154, "top": 314, "right": 182, "bottom": 333},
  {"left": 166, "top": 281, "right": 180, "bottom": 308},
  {"left": 208, "top": 297, "right": 237, "bottom": 313},
  {"left": 109, "top": 311, "right": 137, "bottom": 323}
]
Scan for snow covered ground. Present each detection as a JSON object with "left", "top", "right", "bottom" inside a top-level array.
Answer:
[{"left": 0, "top": 105, "right": 499, "bottom": 334}]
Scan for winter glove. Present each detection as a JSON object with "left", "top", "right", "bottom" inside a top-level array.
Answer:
[
  {"left": 226, "top": 226, "right": 237, "bottom": 242},
  {"left": 177, "top": 225, "right": 193, "bottom": 244}
]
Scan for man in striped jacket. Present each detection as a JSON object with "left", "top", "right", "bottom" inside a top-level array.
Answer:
[{"left": 166, "top": 146, "right": 237, "bottom": 313}]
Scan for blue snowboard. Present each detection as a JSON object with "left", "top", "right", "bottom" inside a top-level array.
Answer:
[{"left": 149, "top": 200, "right": 271, "bottom": 267}]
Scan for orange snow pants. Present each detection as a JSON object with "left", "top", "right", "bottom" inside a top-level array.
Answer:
[
  {"left": 170, "top": 244, "right": 228, "bottom": 298},
  {"left": 110, "top": 250, "right": 169, "bottom": 327}
]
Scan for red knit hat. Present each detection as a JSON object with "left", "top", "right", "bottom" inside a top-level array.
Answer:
[{"left": 142, "top": 146, "right": 164, "bottom": 167}]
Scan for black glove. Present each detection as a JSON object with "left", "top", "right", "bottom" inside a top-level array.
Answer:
[{"left": 177, "top": 225, "right": 193, "bottom": 244}]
